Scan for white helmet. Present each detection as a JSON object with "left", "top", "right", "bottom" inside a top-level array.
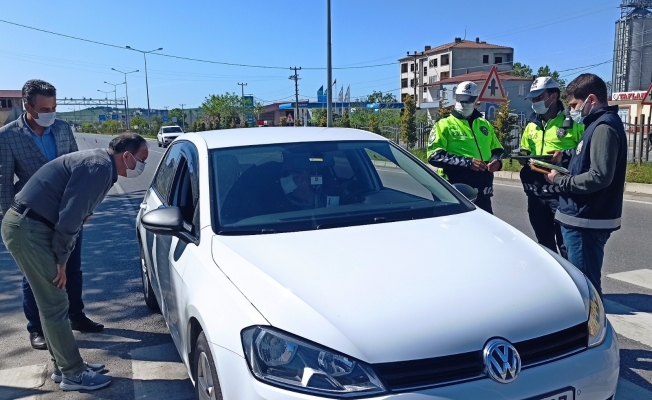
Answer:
[
  {"left": 526, "top": 77, "right": 559, "bottom": 99},
  {"left": 455, "top": 81, "right": 479, "bottom": 103}
]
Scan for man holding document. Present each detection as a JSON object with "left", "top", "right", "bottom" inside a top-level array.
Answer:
[{"left": 543, "top": 73, "right": 627, "bottom": 295}]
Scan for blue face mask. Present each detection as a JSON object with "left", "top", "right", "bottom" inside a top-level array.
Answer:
[{"left": 570, "top": 97, "right": 592, "bottom": 125}]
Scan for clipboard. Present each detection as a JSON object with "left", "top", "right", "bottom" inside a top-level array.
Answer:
[{"left": 529, "top": 159, "right": 570, "bottom": 175}]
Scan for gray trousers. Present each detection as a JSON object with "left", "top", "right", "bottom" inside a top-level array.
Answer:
[{"left": 1, "top": 209, "right": 86, "bottom": 378}]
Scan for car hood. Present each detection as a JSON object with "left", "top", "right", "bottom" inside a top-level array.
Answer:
[{"left": 211, "top": 210, "right": 588, "bottom": 364}]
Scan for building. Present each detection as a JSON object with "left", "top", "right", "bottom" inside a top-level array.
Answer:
[
  {"left": 420, "top": 70, "right": 533, "bottom": 124},
  {"left": 612, "top": 0, "right": 652, "bottom": 93},
  {"left": 608, "top": 90, "right": 652, "bottom": 126},
  {"left": 399, "top": 38, "right": 514, "bottom": 107},
  {"left": 0, "top": 90, "right": 23, "bottom": 126}
]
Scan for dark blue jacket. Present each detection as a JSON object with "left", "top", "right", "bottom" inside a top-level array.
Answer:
[{"left": 555, "top": 106, "right": 627, "bottom": 231}]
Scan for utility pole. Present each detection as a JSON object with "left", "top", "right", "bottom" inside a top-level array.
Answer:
[
  {"left": 109, "top": 68, "right": 138, "bottom": 130},
  {"left": 407, "top": 51, "right": 418, "bottom": 104},
  {"left": 180, "top": 103, "right": 186, "bottom": 129},
  {"left": 238, "top": 82, "right": 247, "bottom": 127},
  {"left": 326, "top": 0, "right": 333, "bottom": 127},
  {"left": 289, "top": 67, "right": 301, "bottom": 126}
]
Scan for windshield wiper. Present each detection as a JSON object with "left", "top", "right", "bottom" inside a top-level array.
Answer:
[
  {"left": 218, "top": 228, "right": 278, "bottom": 236},
  {"left": 317, "top": 216, "right": 396, "bottom": 230}
]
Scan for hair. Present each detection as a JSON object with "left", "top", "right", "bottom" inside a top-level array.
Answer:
[
  {"left": 22, "top": 79, "right": 56, "bottom": 106},
  {"left": 565, "top": 73, "right": 608, "bottom": 103},
  {"left": 109, "top": 133, "right": 147, "bottom": 155}
]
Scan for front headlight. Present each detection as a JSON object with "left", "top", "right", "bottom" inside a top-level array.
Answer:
[
  {"left": 587, "top": 278, "right": 607, "bottom": 348},
  {"left": 242, "top": 326, "right": 386, "bottom": 397}
]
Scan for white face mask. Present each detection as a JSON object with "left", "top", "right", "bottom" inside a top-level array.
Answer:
[
  {"left": 455, "top": 102, "right": 475, "bottom": 118},
  {"left": 570, "top": 97, "right": 593, "bottom": 125},
  {"left": 531, "top": 95, "right": 553, "bottom": 115},
  {"left": 33, "top": 111, "right": 56, "bottom": 127},
  {"left": 280, "top": 174, "right": 298, "bottom": 194},
  {"left": 124, "top": 153, "right": 146, "bottom": 178}
]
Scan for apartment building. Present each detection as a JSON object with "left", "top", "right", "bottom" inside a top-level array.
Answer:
[{"left": 399, "top": 38, "right": 514, "bottom": 107}]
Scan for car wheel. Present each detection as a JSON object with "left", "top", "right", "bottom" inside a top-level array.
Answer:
[
  {"left": 194, "top": 332, "right": 223, "bottom": 400},
  {"left": 140, "top": 246, "right": 160, "bottom": 312},
  {"left": 158, "top": 140, "right": 162, "bottom": 147}
]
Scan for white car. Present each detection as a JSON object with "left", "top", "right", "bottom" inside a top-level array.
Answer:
[
  {"left": 157, "top": 125, "right": 184, "bottom": 148},
  {"left": 136, "top": 127, "right": 618, "bottom": 400}
]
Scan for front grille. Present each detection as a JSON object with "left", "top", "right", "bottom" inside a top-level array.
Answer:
[{"left": 373, "top": 322, "right": 588, "bottom": 392}]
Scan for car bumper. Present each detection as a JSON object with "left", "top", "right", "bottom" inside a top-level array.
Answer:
[
  {"left": 161, "top": 136, "right": 178, "bottom": 143},
  {"left": 211, "top": 323, "right": 618, "bottom": 400}
]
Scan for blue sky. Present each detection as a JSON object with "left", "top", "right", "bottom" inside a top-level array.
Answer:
[{"left": 0, "top": 0, "right": 619, "bottom": 112}]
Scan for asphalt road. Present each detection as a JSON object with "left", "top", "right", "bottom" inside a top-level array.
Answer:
[{"left": 0, "top": 132, "right": 651, "bottom": 399}]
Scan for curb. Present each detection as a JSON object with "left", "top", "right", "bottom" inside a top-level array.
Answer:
[{"left": 428, "top": 167, "right": 652, "bottom": 196}]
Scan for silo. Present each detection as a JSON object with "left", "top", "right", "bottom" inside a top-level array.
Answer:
[
  {"left": 627, "top": 8, "right": 652, "bottom": 91},
  {"left": 612, "top": 1, "right": 652, "bottom": 93}
]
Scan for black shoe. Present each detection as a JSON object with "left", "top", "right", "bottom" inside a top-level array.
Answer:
[
  {"left": 70, "top": 316, "right": 104, "bottom": 333},
  {"left": 30, "top": 332, "right": 47, "bottom": 350}
]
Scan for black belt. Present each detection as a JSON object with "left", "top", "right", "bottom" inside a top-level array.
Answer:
[{"left": 10, "top": 201, "right": 55, "bottom": 230}]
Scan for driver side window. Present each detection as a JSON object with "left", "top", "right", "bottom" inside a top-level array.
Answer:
[{"left": 169, "top": 155, "right": 199, "bottom": 237}]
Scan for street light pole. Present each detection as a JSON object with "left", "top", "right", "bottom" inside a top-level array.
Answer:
[
  {"left": 180, "top": 103, "right": 186, "bottom": 129},
  {"left": 97, "top": 89, "right": 113, "bottom": 114},
  {"left": 110, "top": 68, "right": 138, "bottom": 130},
  {"left": 326, "top": 0, "right": 333, "bottom": 127},
  {"left": 126, "top": 46, "right": 162, "bottom": 125}
]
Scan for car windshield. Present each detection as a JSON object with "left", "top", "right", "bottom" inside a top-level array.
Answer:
[
  {"left": 210, "top": 140, "right": 471, "bottom": 235},
  {"left": 162, "top": 127, "right": 183, "bottom": 133}
]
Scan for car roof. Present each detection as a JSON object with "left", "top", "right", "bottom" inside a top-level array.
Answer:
[{"left": 191, "top": 127, "right": 387, "bottom": 149}]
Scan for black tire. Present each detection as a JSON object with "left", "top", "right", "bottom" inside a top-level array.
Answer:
[
  {"left": 139, "top": 246, "right": 160, "bottom": 312},
  {"left": 194, "top": 332, "right": 223, "bottom": 400},
  {"left": 158, "top": 141, "right": 162, "bottom": 147}
]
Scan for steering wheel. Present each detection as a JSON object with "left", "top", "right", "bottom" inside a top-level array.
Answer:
[{"left": 341, "top": 186, "right": 376, "bottom": 204}]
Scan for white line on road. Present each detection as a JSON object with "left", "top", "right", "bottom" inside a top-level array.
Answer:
[
  {"left": 608, "top": 269, "right": 652, "bottom": 292},
  {"left": 605, "top": 299, "right": 652, "bottom": 349},
  {"left": 0, "top": 364, "right": 46, "bottom": 389}
]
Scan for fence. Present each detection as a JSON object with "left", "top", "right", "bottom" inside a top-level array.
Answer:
[{"left": 624, "top": 116, "right": 651, "bottom": 163}]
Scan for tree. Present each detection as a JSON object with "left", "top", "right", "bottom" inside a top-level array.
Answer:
[
  {"left": 311, "top": 109, "right": 326, "bottom": 126},
  {"left": 101, "top": 120, "right": 122, "bottom": 134},
  {"left": 280, "top": 116, "right": 287, "bottom": 126},
  {"left": 512, "top": 62, "right": 533, "bottom": 78},
  {"left": 152, "top": 116, "right": 163, "bottom": 132},
  {"left": 169, "top": 108, "right": 185, "bottom": 126},
  {"left": 401, "top": 95, "right": 417, "bottom": 148},
  {"left": 366, "top": 91, "right": 398, "bottom": 103},
  {"left": 202, "top": 92, "right": 241, "bottom": 129},
  {"left": 130, "top": 115, "right": 146, "bottom": 130},
  {"left": 491, "top": 96, "right": 519, "bottom": 152},
  {"left": 81, "top": 122, "right": 95, "bottom": 133},
  {"left": 368, "top": 113, "right": 380, "bottom": 135},
  {"left": 338, "top": 110, "right": 351, "bottom": 128}
]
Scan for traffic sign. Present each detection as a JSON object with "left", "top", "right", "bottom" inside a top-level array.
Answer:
[
  {"left": 485, "top": 103, "right": 499, "bottom": 121},
  {"left": 478, "top": 66, "right": 506, "bottom": 103},
  {"left": 162, "top": 115, "right": 168, "bottom": 123},
  {"left": 641, "top": 83, "right": 652, "bottom": 105},
  {"left": 172, "top": 117, "right": 178, "bottom": 123},
  {"left": 111, "top": 114, "right": 119, "bottom": 121},
  {"left": 99, "top": 115, "right": 107, "bottom": 122}
]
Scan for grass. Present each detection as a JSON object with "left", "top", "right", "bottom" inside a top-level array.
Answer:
[{"left": 407, "top": 149, "right": 652, "bottom": 184}]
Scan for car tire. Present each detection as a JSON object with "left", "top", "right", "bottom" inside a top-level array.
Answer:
[
  {"left": 158, "top": 141, "right": 162, "bottom": 147},
  {"left": 140, "top": 246, "right": 160, "bottom": 312},
  {"left": 194, "top": 332, "right": 223, "bottom": 400}
]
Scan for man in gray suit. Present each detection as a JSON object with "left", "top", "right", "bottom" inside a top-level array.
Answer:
[{"left": 0, "top": 79, "right": 103, "bottom": 351}]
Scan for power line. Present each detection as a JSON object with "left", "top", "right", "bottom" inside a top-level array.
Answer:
[{"left": 0, "top": 19, "right": 394, "bottom": 71}]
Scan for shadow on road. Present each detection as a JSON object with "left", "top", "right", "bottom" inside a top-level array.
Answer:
[
  {"left": 620, "top": 348, "right": 652, "bottom": 392},
  {"left": 604, "top": 293, "right": 652, "bottom": 314}
]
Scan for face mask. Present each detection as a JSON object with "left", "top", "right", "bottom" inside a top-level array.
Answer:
[
  {"left": 455, "top": 102, "right": 474, "bottom": 118},
  {"left": 531, "top": 95, "right": 553, "bottom": 115},
  {"left": 280, "top": 174, "right": 297, "bottom": 194},
  {"left": 124, "top": 153, "right": 146, "bottom": 178},
  {"left": 570, "top": 97, "right": 593, "bottom": 125},
  {"left": 33, "top": 111, "right": 56, "bottom": 127}
]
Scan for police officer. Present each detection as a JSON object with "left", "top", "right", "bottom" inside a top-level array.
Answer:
[
  {"left": 427, "top": 81, "right": 504, "bottom": 213},
  {"left": 520, "top": 77, "right": 584, "bottom": 258}
]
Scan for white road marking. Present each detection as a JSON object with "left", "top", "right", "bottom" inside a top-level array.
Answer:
[
  {"left": 0, "top": 364, "right": 46, "bottom": 389},
  {"left": 605, "top": 299, "right": 652, "bottom": 349},
  {"left": 608, "top": 269, "right": 652, "bottom": 291},
  {"left": 131, "top": 343, "right": 193, "bottom": 399}
]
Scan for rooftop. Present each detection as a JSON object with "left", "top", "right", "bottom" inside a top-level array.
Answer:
[
  {"left": 400, "top": 38, "right": 512, "bottom": 61},
  {"left": 426, "top": 70, "right": 532, "bottom": 86},
  {"left": 0, "top": 90, "right": 22, "bottom": 98}
]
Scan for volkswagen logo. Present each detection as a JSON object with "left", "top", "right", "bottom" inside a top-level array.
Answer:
[{"left": 483, "top": 339, "right": 521, "bottom": 384}]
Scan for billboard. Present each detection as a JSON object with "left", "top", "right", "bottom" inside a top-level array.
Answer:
[{"left": 243, "top": 96, "right": 254, "bottom": 108}]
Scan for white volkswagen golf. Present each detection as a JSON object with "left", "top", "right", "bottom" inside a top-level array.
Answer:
[{"left": 136, "top": 127, "right": 619, "bottom": 400}]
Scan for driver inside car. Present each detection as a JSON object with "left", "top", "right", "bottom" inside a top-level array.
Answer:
[{"left": 278, "top": 153, "right": 340, "bottom": 211}]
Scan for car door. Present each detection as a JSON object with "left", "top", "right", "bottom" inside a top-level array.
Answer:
[
  {"left": 162, "top": 143, "right": 201, "bottom": 351},
  {"left": 140, "top": 143, "right": 183, "bottom": 314}
]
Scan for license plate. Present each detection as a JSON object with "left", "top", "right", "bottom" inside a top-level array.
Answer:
[{"left": 528, "top": 388, "right": 575, "bottom": 400}]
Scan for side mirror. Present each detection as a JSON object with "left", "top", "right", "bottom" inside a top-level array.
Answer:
[
  {"left": 452, "top": 183, "right": 478, "bottom": 203},
  {"left": 141, "top": 207, "right": 196, "bottom": 244}
]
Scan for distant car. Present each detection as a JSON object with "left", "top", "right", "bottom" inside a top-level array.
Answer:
[
  {"left": 136, "top": 127, "right": 618, "bottom": 399},
  {"left": 157, "top": 125, "right": 184, "bottom": 148}
]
